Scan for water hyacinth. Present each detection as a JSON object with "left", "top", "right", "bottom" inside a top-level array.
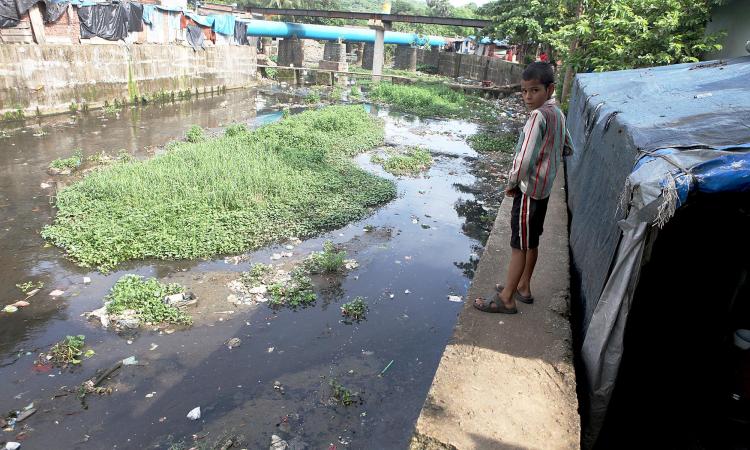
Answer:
[{"left": 42, "top": 106, "right": 396, "bottom": 271}]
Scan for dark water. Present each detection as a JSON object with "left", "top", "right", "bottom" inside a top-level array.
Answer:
[{"left": 0, "top": 88, "right": 506, "bottom": 449}]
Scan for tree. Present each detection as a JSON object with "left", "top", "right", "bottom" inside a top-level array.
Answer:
[
  {"left": 426, "top": 0, "right": 453, "bottom": 17},
  {"left": 480, "top": 0, "right": 727, "bottom": 101}
]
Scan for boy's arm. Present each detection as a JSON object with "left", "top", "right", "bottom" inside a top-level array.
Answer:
[
  {"left": 563, "top": 127, "right": 574, "bottom": 156},
  {"left": 507, "top": 110, "right": 545, "bottom": 193}
]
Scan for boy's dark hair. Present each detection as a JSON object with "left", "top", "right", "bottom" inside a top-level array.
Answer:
[{"left": 522, "top": 62, "right": 555, "bottom": 87}]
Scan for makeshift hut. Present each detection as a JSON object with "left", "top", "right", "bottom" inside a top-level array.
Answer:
[{"left": 566, "top": 56, "right": 750, "bottom": 449}]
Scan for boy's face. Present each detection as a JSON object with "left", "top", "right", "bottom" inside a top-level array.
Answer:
[{"left": 521, "top": 79, "right": 555, "bottom": 110}]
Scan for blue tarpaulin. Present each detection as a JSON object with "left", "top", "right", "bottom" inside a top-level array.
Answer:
[
  {"left": 185, "top": 11, "right": 213, "bottom": 28},
  {"left": 566, "top": 56, "right": 750, "bottom": 447},
  {"left": 209, "top": 13, "right": 234, "bottom": 35}
]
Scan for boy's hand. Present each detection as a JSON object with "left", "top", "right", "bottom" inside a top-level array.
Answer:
[{"left": 505, "top": 187, "right": 519, "bottom": 197}]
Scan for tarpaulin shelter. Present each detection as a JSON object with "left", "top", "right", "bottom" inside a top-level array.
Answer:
[
  {"left": 1, "top": 0, "right": 69, "bottom": 28},
  {"left": 567, "top": 56, "right": 750, "bottom": 448}
]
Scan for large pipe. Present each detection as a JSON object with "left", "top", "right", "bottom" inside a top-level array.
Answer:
[{"left": 245, "top": 19, "right": 445, "bottom": 46}]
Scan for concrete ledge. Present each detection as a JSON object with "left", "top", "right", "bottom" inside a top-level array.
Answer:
[{"left": 411, "top": 172, "right": 580, "bottom": 449}]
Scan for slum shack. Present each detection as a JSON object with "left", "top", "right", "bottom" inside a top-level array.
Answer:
[{"left": 566, "top": 56, "right": 750, "bottom": 449}]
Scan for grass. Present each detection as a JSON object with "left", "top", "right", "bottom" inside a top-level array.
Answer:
[
  {"left": 467, "top": 131, "right": 518, "bottom": 153},
  {"left": 341, "top": 296, "right": 367, "bottom": 321},
  {"left": 42, "top": 106, "right": 395, "bottom": 271},
  {"left": 304, "top": 240, "right": 347, "bottom": 274},
  {"left": 372, "top": 146, "right": 433, "bottom": 176},
  {"left": 49, "top": 149, "right": 83, "bottom": 171},
  {"left": 304, "top": 88, "right": 322, "bottom": 104},
  {"left": 367, "top": 82, "right": 498, "bottom": 121},
  {"left": 240, "top": 263, "right": 274, "bottom": 286},
  {"left": 350, "top": 85, "right": 361, "bottom": 99},
  {"left": 105, "top": 274, "right": 192, "bottom": 325}
]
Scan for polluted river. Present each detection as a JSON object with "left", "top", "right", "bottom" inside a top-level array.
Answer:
[{"left": 0, "top": 85, "right": 522, "bottom": 449}]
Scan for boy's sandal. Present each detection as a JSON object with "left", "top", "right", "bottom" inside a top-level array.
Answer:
[
  {"left": 495, "top": 284, "right": 534, "bottom": 304},
  {"left": 473, "top": 294, "right": 517, "bottom": 314}
]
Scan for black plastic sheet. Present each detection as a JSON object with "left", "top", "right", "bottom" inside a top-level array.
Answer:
[
  {"left": 42, "top": 0, "right": 68, "bottom": 23},
  {"left": 186, "top": 23, "right": 204, "bottom": 51},
  {"left": 124, "top": 1, "right": 141, "bottom": 32},
  {"left": 78, "top": 3, "right": 127, "bottom": 40},
  {"left": 0, "top": 0, "right": 20, "bottom": 28},
  {"left": 234, "top": 20, "right": 247, "bottom": 45}
]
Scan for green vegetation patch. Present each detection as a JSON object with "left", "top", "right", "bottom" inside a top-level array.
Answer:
[
  {"left": 372, "top": 146, "right": 433, "bottom": 176},
  {"left": 304, "top": 240, "right": 348, "bottom": 274},
  {"left": 341, "top": 296, "right": 367, "bottom": 321},
  {"left": 329, "top": 379, "right": 360, "bottom": 406},
  {"left": 105, "top": 274, "right": 191, "bottom": 325},
  {"left": 368, "top": 82, "right": 500, "bottom": 121},
  {"left": 42, "top": 106, "right": 395, "bottom": 271},
  {"left": 268, "top": 269, "right": 317, "bottom": 308},
  {"left": 49, "top": 149, "right": 83, "bottom": 172},
  {"left": 39, "top": 335, "right": 94, "bottom": 368},
  {"left": 467, "top": 132, "right": 518, "bottom": 154}
]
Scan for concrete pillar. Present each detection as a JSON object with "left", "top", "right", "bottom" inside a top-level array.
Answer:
[
  {"left": 277, "top": 38, "right": 304, "bottom": 68},
  {"left": 372, "top": 28, "right": 385, "bottom": 81},
  {"left": 320, "top": 41, "right": 348, "bottom": 72},
  {"left": 362, "top": 43, "right": 375, "bottom": 70},
  {"left": 393, "top": 45, "right": 418, "bottom": 71}
]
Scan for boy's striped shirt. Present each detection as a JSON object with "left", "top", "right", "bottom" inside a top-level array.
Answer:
[{"left": 507, "top": 98, "right": 573, "bottom": 200}]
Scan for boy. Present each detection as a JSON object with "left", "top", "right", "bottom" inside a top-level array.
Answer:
[{"left": 474, "top": 62, "right": 573, "bottom": 314}]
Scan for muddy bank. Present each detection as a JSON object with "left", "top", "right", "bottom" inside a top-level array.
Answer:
[{"left": 0, "top": 88, "right": 523, "bottom": 449}]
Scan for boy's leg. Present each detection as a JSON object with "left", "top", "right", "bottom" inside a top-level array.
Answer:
[
  {"left": 517, "top": 248, "right": 538, "bottom": 298},
  {"left": 499, "top": 248, "right": 526, "bottom": 308}
]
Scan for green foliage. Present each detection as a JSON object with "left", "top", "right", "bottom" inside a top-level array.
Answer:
[
  {"left": 49, "top": 149, "right": 83, "bottom": 171},
  {"left": 417, "top": 64, "right": 438, "bottom": 74},
  {"left": 368, "top": 82, "right": 496, "bottom": 120},
  {"left": 105, "top": 274, "right": 191, "bottom": 325},
  {"left": 304, "top": 88, "right": 322, "bottom": 104},
  {"left": 69, "top": 102, "right": 79, "bottom": 113},
  {"left": 305, "top": 241, "right": 347, "bottom": 273},
  {"left": 104, "top": 104, "right": 121, "bottom": 116},
  {"left": 268, "top": 270, "right": 316, "bottom": 308},
  {"left": 341, "top": 296, "right": 367, "bottom": 321},
  {"left": 373, "top": 146, "right": 433, "bottom": 176},
  {"left": 48, "top": 335, "right": 89, "bottom": 367},
  {"left": 467, "top": 132, "right": 518, "bottom": 154},
  {"left": 224, "top": 123, "right": 249, "bottom": 137},
  {"left": 16, "top": 280, "right": 44, "bottom": 294},
  {"left": 331, "top": 86, "right": 343, "bottom": 102},
  {"left": 329, "top": 379, "right": 358, "bottom": 406},
  {"left": 349, "top": 85, "right": 361, "bottom": 99},
  {"left": 41, "top": 106, "right": 395, "bottom": 271},
  {"left": 240, "top": 263, "right": 274, "bottom": 286},
  {"left": 480, "top": 0, "right": 726, "bottom": 72},
  {"left": 3, "top": 108, "right": 24, "bottom": 121},
  {"left": 186, "top": 125, "right": 205, "bottom": 143}
]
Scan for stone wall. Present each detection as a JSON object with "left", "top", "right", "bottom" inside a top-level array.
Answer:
[
  {"left": 417, "top": 48, "right": 523, "bottom": 85},
  {"left": 0, "top": 43, "right": 257, "bottom": 116},
  {"left": 277, "top": 38, "right": 304, "bottom": 67}
]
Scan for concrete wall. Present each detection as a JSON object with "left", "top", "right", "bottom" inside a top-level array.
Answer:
[
  {"left": 393, "top": 45, "right": 417, "bottom": 71},
  {"left": 417, "top": 48, "right": 523, "bottom": 85},
  {"left": 0, "top": 43, "right": 257, "bottom": 116},
  {"left": 362, "top": 43, "right": 374, "bottom": 70},
  {"left": 705, "top": 0, "right": 750, "bottom": 59}
]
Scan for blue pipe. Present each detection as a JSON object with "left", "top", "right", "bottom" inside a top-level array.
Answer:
[{"left": 245, "top": 19, "right": 445, "bottom": 46}]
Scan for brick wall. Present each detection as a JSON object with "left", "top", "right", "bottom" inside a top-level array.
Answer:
[{"left": 43, "top": 5, "right": 80, "bottom": 44}]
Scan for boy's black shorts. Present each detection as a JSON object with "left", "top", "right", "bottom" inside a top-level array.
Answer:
[{"left": 510, "top": 192, "right": 549, "bottom": 250}]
